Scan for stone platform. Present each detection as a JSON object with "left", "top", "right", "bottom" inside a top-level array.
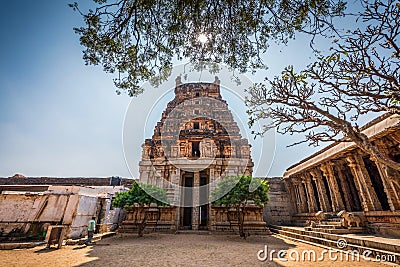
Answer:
[{"left": 270, "top": 225, "right": 400, "bottom": 264}]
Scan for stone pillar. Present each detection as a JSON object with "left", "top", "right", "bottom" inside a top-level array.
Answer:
[
  {"left": 209, "top": 167, "right": 216, "bottom": 192},
  {"left": 290, "top": 179, "right": 301, "bottom": 213},
  {"left": 285, "top": 179, "right": 300, "bottom": 214},
  {"left": 139, "top": 167, "right": 148, "bottom": 184},
  {"left": 320, "top": 162, "right": 345, "bottom": 212},
  {"left": 334, "top": 163, "right": 354, "bottom": 211},
  {"left": 192, "top": 171, "right": 200, "bottom": 230},
  {"left": 171, "top": 168, "right": 181, "bottom": 206},
  {"left": 346, "top": 154, "right": 382, "bottom": 211},
  {"left": 155, "top": 169, "right": 163, "bottom": 187},
  {"left": 310, "top": 169, "right": 331, "bottom": 212},
  {"left": 294, "top": 184, "right": 302, "bottom": 213},
  {"left": 303, "top": 174, "right": 318, "bottom": 213},
  {"left": 298, "top": 182, "right": 308, "bottom": 213},
  {"left": 292, "top": 178, "right": 307, "bottom": 213}
]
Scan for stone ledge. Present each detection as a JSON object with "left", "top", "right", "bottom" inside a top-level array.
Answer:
[
  {"left": 0, "top": 241, "right": 46, "bottom": 250},
  {"left": 64, "top": 232, "right": 116, "bottom": 245},
  {"left": 270, "top": 225, "right": 400, "bottom": 255}
]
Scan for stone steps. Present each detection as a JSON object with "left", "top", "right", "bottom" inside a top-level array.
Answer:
[
  {"left": 119, "top": 218, "right": 177, "bottom": 234},
  {"left": 314, "top": 224, "right": 342, "bottom": 229},
  {"left": 320, "top": 219, "right": 342, "bottom": 224},
  {"left": 325, "top": 218, "right": 342, "bottom": 222},
  {"left": 305, "top": 227, "right": 364, "bottom": 234},
  {"left": 176, "top": 230, "right": 211, "bottom": 235},
  {"left": 269, "top": 225, "right": 400, "bottom": 264}
]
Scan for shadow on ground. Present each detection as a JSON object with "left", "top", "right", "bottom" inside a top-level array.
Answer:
[
  {"left": 75, "top": 233, "right": 295, "bottom": 267},
  {"left": 34, "top": 247, "right": 58, "bottom": 254}
]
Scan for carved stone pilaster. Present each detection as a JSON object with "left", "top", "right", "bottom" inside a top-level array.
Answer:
[
  {"left": 346, "top": 154, "right": 382, "bottom": 211},
  {"left": 303, "top": 174, "right": 318, "bottom": 213},
  {"left": 285, "top": 179, "right": 300, "bottom": 214},
  {"left": 310, "top": 169, "right": 331, "bottom": 212},
  {"left": 291, "top": 178, "right": 307, "bottom": 213},
  {"left": 298, "top": 180, "right": 308, "bottom": 213},
  {"left": 320, "top": 162, "right": 345, "bottom": 212},
  {"left": 192, "top": 171, "right": 200, "bottom": 230},
  {"left": 209, "top": 168, "right": 216, "bottom": 192}
]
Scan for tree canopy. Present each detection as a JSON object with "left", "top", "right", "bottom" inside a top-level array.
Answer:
[
  {"left": 112, "top": 181, "right": 169, "bottom": 208},
  {"left": 247, "top": 0, "right": 400, "bottom": 170},
  {"left": 70, "top": 0, "right": 400, "bottom": 171},
  {"left": 70, "top": 0, "right": 346, "bottom": 96},
  {"left": 112, "top": 181, "right": 169, "bottom": 236},
  {"left": 211, "top": 175, "right": 269, "bottom": 238}
]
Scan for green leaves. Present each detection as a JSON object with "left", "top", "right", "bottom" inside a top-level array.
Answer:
[
  {"left": 112, "top": 181, "right": 169, "bottom": 209},
  {"left": 245, "top": 0, "right": 400, "bottom": 156},
  {"left": 211, "top": 175, "right": 269, "bottom": 208},
  {"left": 71, "top": 0, "right": 347, "bottom": 96},
  {"left": 211, "top": 175, "right": 269, "bottom": 238}
]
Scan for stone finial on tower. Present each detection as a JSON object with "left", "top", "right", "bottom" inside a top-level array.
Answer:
[
  {"left": 176, "top": 76, "right": 182, "bottom": 86},
  {"left": 214, "top": 76, "right": 220, "bottom": 85}
]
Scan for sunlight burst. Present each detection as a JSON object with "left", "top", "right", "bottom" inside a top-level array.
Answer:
[{"left": 198, "top": 33, "right": 208, "bottom": 44}]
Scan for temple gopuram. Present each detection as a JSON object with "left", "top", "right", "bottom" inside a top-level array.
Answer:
[{"left": 122, "top": 77, "right": 267, "bottom": 233}]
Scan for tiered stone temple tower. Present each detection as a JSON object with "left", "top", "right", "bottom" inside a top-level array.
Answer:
[{"left": 133, "top": 76, "right": 265, "bottom": 232}]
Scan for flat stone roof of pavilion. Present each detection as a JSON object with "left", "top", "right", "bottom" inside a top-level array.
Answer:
[{"left": 284, "top": 113, "right": 400, "bottom": 178}]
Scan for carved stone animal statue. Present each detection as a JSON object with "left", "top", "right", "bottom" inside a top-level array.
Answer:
[
  {"left": 338, "top": 210, "right": 362, "bottom": 228},
  {"left": 315, "top": 211, "right": 325, "bottom": 223}
]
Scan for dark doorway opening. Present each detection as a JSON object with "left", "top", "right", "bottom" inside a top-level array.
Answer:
[
  {"left": 192, "top": 142, "right": 200, "bottom": 157},
  {"left": 183, "top": 208, "right": 192, "bottom": 227},
  {"left": 321, "top": 175, "right": 333, "bottom": 211},
  {"left": 182, "top": 175, "right": 193, "bottom": 229},
  {"left": 311, "top": 179, "right": 321, "bottom": 211},
  {"left": 363, "top": 156, "right": 390, "bottom": 211},
  {"left": 339, "top": 162, "right": 362, "bottom": 211},
  {"left": 302, "top": 183, "right": 309, "bottom": 213},
  {"left": 199, "top": 174, "right": 209, "bottom": 229},
  {"left": 332, "top": 167, "right": 347, "bottom": 210},
  {"left": 394, "top": 154, "right": 400, "bottom": 162}
]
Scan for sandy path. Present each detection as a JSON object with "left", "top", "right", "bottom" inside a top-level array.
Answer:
[{"left": 0, "top": 234, "right": 395, "bottom": 267}]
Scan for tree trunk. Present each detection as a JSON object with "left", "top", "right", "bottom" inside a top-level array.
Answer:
[
  {"left": 137, "top": 207, "right": 148, "bottom": 237},
  {"left": 237, "top": 206, "right": 246, "bottom": 239}
]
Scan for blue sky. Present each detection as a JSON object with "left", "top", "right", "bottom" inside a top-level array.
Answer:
[{"left": 0, "top": 1, "right": 364, "bottom": 178}]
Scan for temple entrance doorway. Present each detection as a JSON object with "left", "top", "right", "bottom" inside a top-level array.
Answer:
[
  {"left": 180, "top": 170, "right": 210, "bottom": 230},
  {"left": 181, "top": 172, "right": 193, "bottom": 230}
]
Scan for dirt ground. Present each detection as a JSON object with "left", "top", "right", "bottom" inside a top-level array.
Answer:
[{"left": 0, "top": 234, "right": 396, "bottom": 267}]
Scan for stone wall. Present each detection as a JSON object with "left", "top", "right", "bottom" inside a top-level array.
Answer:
[
  {"left": 120, "top": 207, "right": 177, "bottom": 233},
  {"left": 263, "top": 178, "right": 294, "bottom": 225},
  {"left": 0, "top": 176, "right": 134, "bottom": 188},
  {"left": 0, "top": 185, "right": 126, "bottom": 239},
  {"left": 210, "top": 206, "right": 269, "bottom": 234}
]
